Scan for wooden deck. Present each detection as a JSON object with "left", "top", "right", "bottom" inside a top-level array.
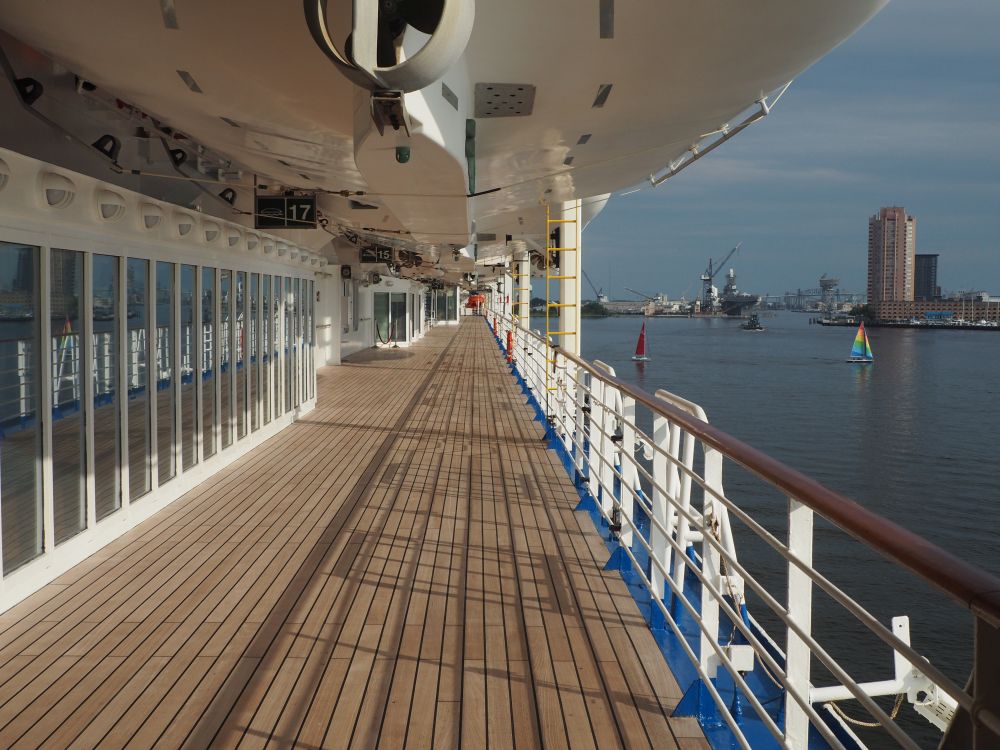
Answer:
[{"left": 0, "top": 319, "right": 706, "bottom": 749}]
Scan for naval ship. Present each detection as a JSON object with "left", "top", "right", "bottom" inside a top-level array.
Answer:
[{"left": 0, "top": 2, "right": 996, "bottom": 748}]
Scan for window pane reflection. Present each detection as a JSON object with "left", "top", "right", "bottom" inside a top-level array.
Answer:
[
  {"left": 220, "top": 270, "right": 232, "bottom": 449},
  {"left": 236, "top": 271, "right": 246, "bottom": 439},
  {"left": 0, "top": 242, "right": 42, "bottom": 573},
  {"left": 156, "top": 262, "right": 175, "bottom": 485},
  {"left": 292, "top": 278, "right": 300, "bottom": 409},
  {"left": 262, "top": 275, "right": 271, "bottom": 425},
  {"left": 202, "top": 268, "right": 216, "bottom": 459},
  {"left": 249, "top": 273, "right": 258, "bottom": 432},
  {"left": 93, "top": 254, "right": 120, "bottom": 520},
  {"left": 51, "top": 249, "right": 86, "bottom": 543},
  {"left": 273, "top": 277, "right": 282, "bottom": 418},
  {"left": 285, "top": 277, "right": 292, "bottom": 413},
  {"left": 180, "top": 265, "right": 197, "bottom": 471},
  {"left": 126, "top": 258, "right": 151, "bottom": 500}
]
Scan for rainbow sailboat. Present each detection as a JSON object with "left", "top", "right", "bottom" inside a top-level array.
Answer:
[{"left": 846, "top": 322, "right": 874, "bottom": 363}]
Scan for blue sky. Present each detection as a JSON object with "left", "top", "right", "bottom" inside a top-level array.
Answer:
[{"left": 583, "top": 0, "right": 1000, "bottom": 302}]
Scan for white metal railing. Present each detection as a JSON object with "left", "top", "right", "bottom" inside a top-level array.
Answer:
[{"left": 487, "top": 306, "right": 1000, "bottom": 750}]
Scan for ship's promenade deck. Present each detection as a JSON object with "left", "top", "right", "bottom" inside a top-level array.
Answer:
[{"left": 0, "top": 318, "right": 705, "bottom": 749}]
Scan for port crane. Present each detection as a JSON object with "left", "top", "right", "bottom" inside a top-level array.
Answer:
[
  {"left": 624, "top": 287, "right": 662, "bottom": 303},
  {"left": 700, "top": 242, "right": 742, "bottom": 310},
  {"left": 582, "top": 268, "right": 609, "bottom": 303}
]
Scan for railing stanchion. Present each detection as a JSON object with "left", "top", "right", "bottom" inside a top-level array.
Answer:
[
  {"left": 573, "top": 368, "right": 586, "bottom": 484},
  {"left": 651, "top": 413, "right": 669, "bottom": 600},
  {"left": 619, "top": 390, "right": 635, "bottom": 547},
  {"left": 786, "top": 496, "right": 814, "bottom": 749}
]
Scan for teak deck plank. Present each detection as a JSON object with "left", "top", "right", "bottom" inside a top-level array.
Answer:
[{"left": 0, "top": 318, "right": 704, "bottom": 749}]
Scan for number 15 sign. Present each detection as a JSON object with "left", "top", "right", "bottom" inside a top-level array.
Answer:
[{"left": 254, "top": 194, "right": 317, "bottom": 229}]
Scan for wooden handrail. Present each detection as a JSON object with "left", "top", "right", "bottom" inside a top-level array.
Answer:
[{"left": 514, "top": 322, "right": 1000, "bottom": 627}]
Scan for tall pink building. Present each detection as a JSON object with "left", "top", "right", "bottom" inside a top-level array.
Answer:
[{"left": 868, "top": 207, "right": 916, "bottom": 307}]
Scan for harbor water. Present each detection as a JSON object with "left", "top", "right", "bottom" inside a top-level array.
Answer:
[{"left": 581, "top": 312, "right": 1000, "bottom": 747}]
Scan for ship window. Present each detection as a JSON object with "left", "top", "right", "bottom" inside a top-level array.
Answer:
[
  {"left": 201, "top": 268, "right": 216, "bottom": 459},
  {"left": 285, "top": 277, "right": 293, "bottom": 412},
  {"left": 308, "top": 279, "right": 315, "bottom": 400},
  {"left": 220, "top": 270, "right": 232, "bottom": 449},
  {"left": 51, "top": 249, "right": 87, "bottom": 544},
  {"left": 272, "top": 276, "right": 283, "bottom": 418},
  {"left": 93, "top": 254, "right": 121, "bottom": 520},
  {"left": 374, "top": 293, "right": 390, "bottom": 345},
  {"left": 156, "top": 262, "right": 176, "bottom": 485},
  {"left": 436, "top": 289, "right": 447, "bottom": 322},
  {"left": 0, "top": 242, "right": 43, "bottom": 573},
  {"left": 262, "top": 275, "right": 271, "bottom": 425},
  {"left": 126, "top": 258, "right": 151, "bottom": 500},
  {"left": 391, "top": 292, "right": 408, "bottom": 343},
  {"left": 180, "top": 264, "right": 197, "bottom": 471},
  {"left": 249, "top": 273, "right": 259, "bottom": 432},
  {"left": 294, "top": 278, "right": 302, "bottom": 408},
  {"left": 236, "top": 271, "right": 247, "bottom": 439}
]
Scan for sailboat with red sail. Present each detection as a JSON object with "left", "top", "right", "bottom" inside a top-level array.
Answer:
[{"left": 632, "top": 321, "right": 650, "bottom": 361}]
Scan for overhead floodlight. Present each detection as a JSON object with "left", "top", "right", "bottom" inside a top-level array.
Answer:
[
  {"left": 39, "top": 171, "right": 75, "bottom": 209},
  {"left": 174, "top": 212, "right": 194, "bottom": 237},
  {"left": 139, "top": 202, "right": 163, "bottom": 229},
  {"left": 202, "top": 221, "right": 221, "bottom": 243},
  {"left": 95, "top": 189, "right": 127, "bottom": 222}
]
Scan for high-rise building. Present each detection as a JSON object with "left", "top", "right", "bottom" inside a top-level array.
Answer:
[
  {"left": 915, "top": 253, "right": 940, "bottom": 301},
  {"left": 868, "top": 207, "right": 916, "bottom": 308}
]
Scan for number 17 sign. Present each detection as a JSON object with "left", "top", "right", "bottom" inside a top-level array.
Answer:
[{"left": 254, "top": 194, "right": 317, "bottom": 229}]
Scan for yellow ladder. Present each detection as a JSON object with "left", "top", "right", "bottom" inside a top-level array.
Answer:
[{"left": 545, "top": 202, "right": 578, "bottom": 390}]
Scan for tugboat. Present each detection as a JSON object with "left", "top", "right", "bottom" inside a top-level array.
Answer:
[{"left": 741, "top": 313, "right": 765, "bottom": 331}]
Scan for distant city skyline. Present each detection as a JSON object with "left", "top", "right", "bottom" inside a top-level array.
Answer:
[{"left": 582, "top": 0, "right": 1000, "bottom": 302}]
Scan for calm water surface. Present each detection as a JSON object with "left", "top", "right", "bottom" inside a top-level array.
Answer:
[{"left": 581, "top": 312, "right": 1000, "bottom": 746}]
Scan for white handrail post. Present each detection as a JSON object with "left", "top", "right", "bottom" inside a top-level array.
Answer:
[
  {"left": 573, "top": 367, "right": 587, "bottom": 482},
  {"left": 651, "top": 413, "right": 669, "bottom": 599},
  {"left": 672, "top": 429, "right": 695, "bottom": 591},
  {"left": 786, "top": 496, "right": 815, "bottom": 749},
  {"left": 619, "top": 391, "right": 635, "bottom": 547},
  {"left": 591, "top": 378, "right": 609, "bottom": 516},
  {"left": 560, "top": 360, "right": 573, "bottom": 454}
]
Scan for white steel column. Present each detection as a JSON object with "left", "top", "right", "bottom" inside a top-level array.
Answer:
[
  {"left": 558, "top": 199, "right": 582, "bottom": 356},
  {"left": 515, "top": 243, "right": 530, "bottom": 331},
  {"left": 786, "top": 497, "right": 815, "bottom": 748}
]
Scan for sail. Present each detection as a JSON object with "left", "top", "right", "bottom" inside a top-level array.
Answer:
[
  {"left": 863, "top": 328, "right": 874, "bottom": 359},
  {"left": 635, "top": 322, "right": 646, "bottom": 357},
  {"left": 851, "top": 323, "right": 874, "bottom": 359}
]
